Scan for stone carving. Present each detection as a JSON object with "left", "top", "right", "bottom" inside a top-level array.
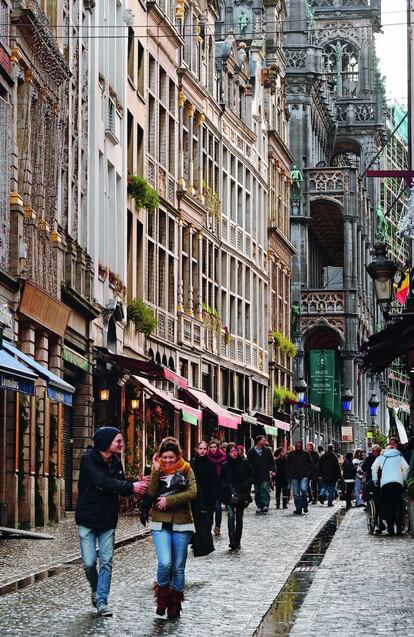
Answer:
[
  {"left": 285, "top": 49, "right": 306, "bottom": 69},
  {"left": 308, "top": 170, "right": 344, "bottom": 192},
  {"left": 301, "top": 291, "right": 345, "bottom": 314},
  {"left": 301, "top": 316, "right": 345, "bottom": 339}
]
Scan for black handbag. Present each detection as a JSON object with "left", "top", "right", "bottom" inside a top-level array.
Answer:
[
  {"left": 229, "top": 490, "right": 252, "bottom": 509},
  {"left": 191, "top": 508, "right": 215, "bottom": 557}
]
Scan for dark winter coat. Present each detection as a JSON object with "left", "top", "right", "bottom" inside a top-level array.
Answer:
[
  {"left": 190, "top": 455, "right": 218, "bottom": 511},
  {"left": 342, "top": 458, "right": 357, "bottom": 481},
  {"left": 75, "top": 447, "right": 133, "bottom": 531},
  {"left": 317, "top": 451, "right": 341, "bottom": 483},
  {"left": 361, "top": 454, "right": 377, "bottom": 480},
  {"left": 247, "top": 446, "right": 275, "bottom": 482},
  {"left": 308, "top": 450, "right": 320, "bottom": 480},
  {"left": 220, "top": 456, "right": 253, "bottom": 504},
  {"left": 275, "top": 456, "right": 288, "bottom": 484},
  {"left": 286, "top": 449, "right": 312, "bottom": 479}
]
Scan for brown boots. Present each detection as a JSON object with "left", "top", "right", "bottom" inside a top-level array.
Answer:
[
  {"left": 153, "top": 584, "right": 184, "bottom": 619},
  {"left": 152, "top": 583, "right": 171, "bottom": 616},
  {"left": 168, "top": 589, "right": 184, "bottom": 619}
]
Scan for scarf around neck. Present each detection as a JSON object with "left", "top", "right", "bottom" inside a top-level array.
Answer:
[
  {"left": 207, "top": 449, "right": 227, "bottom": 465},
  {"left": 157, "top": 455, "right": 190, "bottom": 475}
]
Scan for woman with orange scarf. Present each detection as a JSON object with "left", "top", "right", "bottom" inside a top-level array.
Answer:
[{"left": 148, "top": 437, "right": 197, "bottom": 619}]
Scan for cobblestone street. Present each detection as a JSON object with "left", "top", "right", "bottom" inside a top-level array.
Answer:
[{"left": 0, "top": 504, "right": 412, "bottom": 637}]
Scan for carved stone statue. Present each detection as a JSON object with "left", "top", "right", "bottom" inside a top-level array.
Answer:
[
  {"left": 291, "top": 302, "right": 301, "bottom": 333},
  {"left": 375, "top": 206, "right": 388, "bottom": 242},
  {"left": 291, "top": 164, "right": 303, "bottom": 198},
  {"left": 238, "top": 9, "right": 249, "bottom": 35}
]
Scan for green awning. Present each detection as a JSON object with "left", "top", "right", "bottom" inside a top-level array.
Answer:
[
  {"left": 242, "top": 415, "right": 258, "bottom": 426},
  {"left": 182, "top": 409, "right": 198, "bottom": 426},
  {"left": 264, "top": 425, "right": 278, "bottom": 436}
]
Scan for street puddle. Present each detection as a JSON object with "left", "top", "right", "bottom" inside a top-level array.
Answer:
[{"left": 254, "top": 509, "right": 346, "bottom": 636}]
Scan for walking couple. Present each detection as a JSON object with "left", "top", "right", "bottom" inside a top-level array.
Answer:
[{"left": 76, "top": 428, "right": 197, "bottom": 620}]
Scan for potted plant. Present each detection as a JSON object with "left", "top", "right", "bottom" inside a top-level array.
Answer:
[
  {"left": 127, "top": 174, "right": 159, "bottom": 213},
  {"left": 127, "top": 298, "right": 157, "bottom": 336}
]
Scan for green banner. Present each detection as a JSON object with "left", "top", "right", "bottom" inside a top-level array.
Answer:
[{"left": 309, "top": 350, "right": 335, "bottom": 417}]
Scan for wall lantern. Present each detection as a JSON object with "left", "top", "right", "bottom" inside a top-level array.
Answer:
[{"left": 341, "top": 388, "right": 354, "bottom": 412}]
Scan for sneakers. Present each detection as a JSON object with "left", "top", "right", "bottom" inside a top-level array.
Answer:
[
  {"left": 91, "top": 591, "right": 97, "bottom": 608},
  {"left": 293, "top": 510, "right": 302, "bottom": 515},
  {"left": 97, "top": 605, "right": 113, "bottom": 617},
  {"left": 262, "top": 507, "right": 269, "bottom": 513}
]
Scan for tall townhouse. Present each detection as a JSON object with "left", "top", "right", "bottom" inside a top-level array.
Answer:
[
  {"left": 284, "top": 0, "right": 386, "bottom": 447},
  {"left": 0, "top": 0, "right": 74, "bottom": 527}
]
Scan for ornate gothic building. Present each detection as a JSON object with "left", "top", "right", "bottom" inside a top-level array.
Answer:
[{"left": 284, "top": 0, "right": 385, "bottom": 446}]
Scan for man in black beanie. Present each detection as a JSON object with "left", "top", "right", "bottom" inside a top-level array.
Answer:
[{"left": 76, "top": 427, "right": 148, "bottom": 617}]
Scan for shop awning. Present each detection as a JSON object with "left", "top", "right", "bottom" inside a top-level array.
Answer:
[
  {"left": 264, "top": 425, "right": 278, "bottom": 436},
  {"left": 97, "top": 348, "right": 188, "bottom": 388},
  {"left": 134, "top": 376, "right": 202, "bottom": 424},
  {"left": 360, "top": 314, "right": 414, "bottom": 374},
  {"left": 0, "top": 348, "right": 38, "bottom": 395},
  {"left": 254, "top": 411, "right": 291, "bottom": 433},
  {"left": 181, "top": 387, "right": 241, "bottom": 430},
  {"left": 3, "top": 341, "right": 75, "bottom": 405}
]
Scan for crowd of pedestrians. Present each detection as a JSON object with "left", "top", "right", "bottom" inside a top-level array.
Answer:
[{"left": 74, "top": 426, "right": 413, "bottom": 619}]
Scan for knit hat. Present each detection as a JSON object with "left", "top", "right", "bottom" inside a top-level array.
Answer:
[{"left": 93, "top": 427, "right": 121, "bottom": 451}]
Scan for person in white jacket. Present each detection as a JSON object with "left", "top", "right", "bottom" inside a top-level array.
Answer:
[{"left": 371, "top": 446, "right": 409, "bottom": 535}]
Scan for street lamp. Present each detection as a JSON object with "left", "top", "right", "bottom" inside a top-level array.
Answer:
[
  {"left": 294, "top": 378, "right": 308, "bottom": 406},
  {"left": 294, "top": 378, "right": 308, "bottom": 441},
  {"left": 341, "top": 388, "right": 354, "bottom": 413},
  {"left": 365, "top": 243, "right": 397, "bottom": 306},
  {"left": 368, "top": 393, "right": 380, "bottom": 420}
]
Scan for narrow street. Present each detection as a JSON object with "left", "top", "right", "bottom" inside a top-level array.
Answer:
[{"left": 0, "top": 504, "right": 413, "bottom": 637}]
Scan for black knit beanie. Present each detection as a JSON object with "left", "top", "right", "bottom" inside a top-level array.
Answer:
[{"left": 93, "top": 427, "right": 121, "bottom": 452}]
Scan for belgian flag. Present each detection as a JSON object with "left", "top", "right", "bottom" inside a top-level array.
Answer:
[{"left": 395, "top": 270, "right": 410, "bottom": 305}]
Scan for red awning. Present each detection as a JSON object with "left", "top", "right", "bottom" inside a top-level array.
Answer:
[
  {"left": 97, "top": 348, "right": 188, "bottom": 388},
  {"left": 134, "top": 376, "right": 202, "bottom": 422},
  {"left": 182, "top": 387, "right": 241, "bottom": 430},
  {"left": 273, "top": 418, "right": 290, "bottom": 432}
]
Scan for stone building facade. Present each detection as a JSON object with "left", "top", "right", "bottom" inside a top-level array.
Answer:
[{"left": 284, "top": 0, "right": 385, "bottom": 446}]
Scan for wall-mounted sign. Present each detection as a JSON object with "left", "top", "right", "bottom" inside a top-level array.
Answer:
[
  {"left": 0, "top": 372, "right": 35, "bottom": 395},
  {"left": 341, "top": 426, "right": 353, "bottom": 443},
  {"left": 18, "top": 281, "right": 70, "bottom": 337},
  {"left": 63, "top": 346, "right": 89, "bottom": 372}
]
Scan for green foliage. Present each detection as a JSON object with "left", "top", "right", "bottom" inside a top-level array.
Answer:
[
  {"left": 127, "top": 298, "right": 158, "bottom": 336},
  {"left": 407, "top": 478, "right": 414, "bottom": 499},
  {"left": 274, "top": 385, "right": 297, "bottom": 410},
  {"left": 127, "top": 174, "right": 159, "bottom": 213},
  {"left": 203, "top": 183, "right": 222, "bottom": 219},
  {"left": 272, "top": 331, "right": 297, "bottom": 358},
  {"left": 370, "top": 426, "right": 388, "bottom": 449},
  {"left": 202, "top": 304, "right": 221, "bottom": 335}
]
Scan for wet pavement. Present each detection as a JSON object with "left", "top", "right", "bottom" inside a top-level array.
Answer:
[
  {"left": 1, "top": 504, "right": 412, "bottom": 636},
  {"left": 0, "top": 501, "right": 337, "bottom": 636},
  {"left": 289, "top": 508, "right": 414, "bottom": 637},
  {"left": 0, "top": 513, "right": 147, "bottom": 592}
]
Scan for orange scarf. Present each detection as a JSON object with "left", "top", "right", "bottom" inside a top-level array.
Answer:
[{"left": 157, "top": 456, "right": 190, "bottom": 476}]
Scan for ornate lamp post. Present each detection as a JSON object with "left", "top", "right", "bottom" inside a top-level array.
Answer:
[
  {"left": 294, "top": 378, "right": 308, "bottom": 442},
  {"left": 365, "top": 243, "right": 397, "bottom": 315},
  {"left": 341, "top": 387, "right": 354, "bottom": 448},
  {"left": 367, "top": 393, "right": 380, "bottom": 452}
]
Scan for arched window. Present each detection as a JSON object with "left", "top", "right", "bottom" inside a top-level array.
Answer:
[{"left": 323, "top": 41, "right": 359, "bottom": 97}]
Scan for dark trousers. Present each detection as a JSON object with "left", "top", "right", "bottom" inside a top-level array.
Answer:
[
  {"left": 308, "top": 479, "right": 319, "bottom": 503},
  {"left": 227, "top": 505, "right": 244, "bottom": 548},
  {"left": 381, "top": 483, "right": 403, "bottom": 530},
  {"left": 345, "top": 481, "right": 354, "bottom": 509},
  {"left": 275, "top": 480, "right": 289, "bottom": 507}
]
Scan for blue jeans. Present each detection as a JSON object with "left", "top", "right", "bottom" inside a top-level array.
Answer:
[
  {"left": 354, "top": 477, "right": 363, "bottom": 505},
  {"left": 214, "top": 498, "right": 222, "bottom": 529},
  {"left": 226, "top": 505, "right": 244, "bottom": 547},
  {"left": 254, "top": 480, "right": 271, "bottom": 510},
  {"left": 291, "top": 477, "right": 309, "bottom": 513},
  {"left": 320, "top": 481, "right": 336, "bottom": 505},
  {"left": 151, "top": 529, "right": 192, "bottom": 592},
  {"left": 78, "top": 525, "right": 115, "bottom": 609}
]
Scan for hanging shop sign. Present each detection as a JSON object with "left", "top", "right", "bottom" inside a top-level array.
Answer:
[
  {"left": 341, "top": 426, "right": 353, "bottom": 443},
  {"left": 309, "top": 350, "right": 335, "bottom": 417},
  {"left": 19, "top": 281, "right": 70, "bottom": 337}
]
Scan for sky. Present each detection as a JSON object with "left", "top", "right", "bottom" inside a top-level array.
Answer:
[{"left": 375, "top": 0, "right": 408, "bottom": 107}]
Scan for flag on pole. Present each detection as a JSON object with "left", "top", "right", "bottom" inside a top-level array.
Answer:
[{"left": 394, "top": 270, "right": 410, "bottom": 305}]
